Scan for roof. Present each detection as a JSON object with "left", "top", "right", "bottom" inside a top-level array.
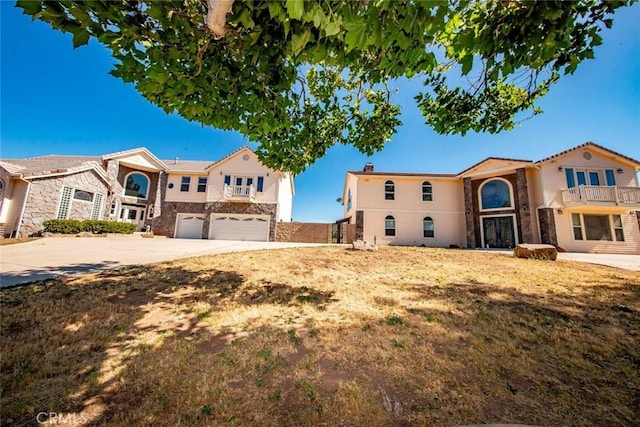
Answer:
[
  {"left": 204, "top": 145, "right": 254, "bottom": 171},
  {"left": 536, "top": 141, "right": 640, "bottom": 166},
  {"left": 457, "top": 157, "right": 533, "bottom": 177},
  {"left": 163, "top": 160, "right": 216, "bottom": 173},
  {"left": 347, "top": 171, "right": 457, "bottom": 178},
  {"left": 0, "top": 155, "right": 106, "bottom": 179},
  {"left": 102, "top": 147, "right": 168, "bottom": 171}
]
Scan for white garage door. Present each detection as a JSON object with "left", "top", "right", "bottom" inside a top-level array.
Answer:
[
  {"left": 210, "top": 215, "right": 269, "bottom": 241},
  {"left": 175, "top": 214, "right": 205, "bottom": 239}
]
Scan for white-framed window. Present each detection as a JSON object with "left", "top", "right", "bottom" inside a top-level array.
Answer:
[
  {"left": 384, "top": 180, "right": 395, "bottom": 200},
  {"left": 571, "top": 213, "right": 624, "bottom": 242},
  {"left": 147, "top": 205, "right": 154, "bottom": 219},
  {"left": 124, "top": 172, "right": 150, "bottom": 199},
  {"left": 385, "top": 215, "right": 396, "bottom": 236},
  {"left": 73, "top": 189, "right": 94, "bottom": 202},
  {"left": 197, "top": 177, "right": 207, "bottom": 192},
  {"left": 91, "top": 194, "right": 104, "bottom": 220},
  {"left": 180, "top": 176, "right": 191, "bottom": 192},
  {"left": 422, "top": 181, "right": 433, "bottom": 202},
  {"left": 109, "top": 200, "right": 118, "bottom": 217},
  {"left": 57, "top": 186, "right": 73, "bottom": 219},
  {"left": 423, "top": 216, "right": 434, "bottom": 238},
  {"left": 479, "top": 178, "right": 513, "bottom": 211}
]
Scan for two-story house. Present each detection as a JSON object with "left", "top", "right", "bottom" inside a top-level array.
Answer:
[
  {"left": 0, "top": 146, "right": 293, "bottom": 241},
  {"left": 341, "top": 142, "right": 640, "bottom": 254}
]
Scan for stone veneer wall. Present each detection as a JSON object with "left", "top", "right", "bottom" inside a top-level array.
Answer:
[
  {"left": 515, "top": 168, "right": 534, "bottom": 243},
  {"left": 275, "top": 222, "right": 332, "bottom": 243},
  {"left": 20, "top": 169, "right": 108, "bottom": 237},
  {"left": 463, "top": 177, "right": 475, "bottom": 248},
  {"left": 355, "top": 211, "right": 364, "bottom": 240},
  {"left": 538, "top": 208, "right": 558, "bottom": 246},
  {"left": 156, "top": 201, "right": 278, "bottom": 241}
]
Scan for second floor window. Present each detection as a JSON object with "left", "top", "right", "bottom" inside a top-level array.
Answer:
[
  {"left": 422, "top": 181, "right": 433, "bottom": 202},
  {"left": 197, "top": 177, "right": 207, "bottom": 192},
  {"left": 385, "top": 180, "right": 395, "bottom": 200},
  {"left": 565, "top": 168, "right": 616, "bottom": 188},
  {"left": 124, "top": 172, "right": 149, "bottom": 198},
  {"left": 181, "top": 176, "right": 191, "bottom": 192}
]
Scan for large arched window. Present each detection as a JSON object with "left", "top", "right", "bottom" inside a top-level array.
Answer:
[
  {"left": 124, "top": 172, "right": 150, "bottom": 199},
  {"left": 384, "top": 180, "right": 395, "bottom": 200},
  {"left": 385, "top": 215, "right": 396, "bottom": 236},
  {"left": 480, "top": 178, "right": 512, "bottom": 210},
  {"left": 422, "top": 181, "right": 433, "bottom": 202},
  {"left": 423, "top": 216, "right": 434, "bottom": 238}
]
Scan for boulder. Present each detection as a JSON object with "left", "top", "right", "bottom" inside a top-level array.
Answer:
[
  {"left": 352, "top": 239, "right": 378, "bottom": 252},
  {"left": 514, "top": 244, "right": 557, "bottom": 261}
]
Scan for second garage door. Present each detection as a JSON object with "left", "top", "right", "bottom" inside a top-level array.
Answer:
[
  {"left": 210, "top": 215, "right": 270, "bottom": 241},
  {"left": 175, "top": 214, "right": 205, "bottom": 239}
]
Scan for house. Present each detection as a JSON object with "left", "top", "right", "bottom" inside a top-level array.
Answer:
[
  {"left": 0, "top": 146, "right": 293, "bottom": 241},
  {"left": 340, "top": 142, "right": 640, "bottom": 254}
]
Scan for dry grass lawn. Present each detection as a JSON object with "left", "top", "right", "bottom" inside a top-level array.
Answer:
[
  {"left": 1, "top": 246, "right": 639, "bottom": 426},
  {"left": 0, "top": 238, "right": 38, "bottom": 246}
]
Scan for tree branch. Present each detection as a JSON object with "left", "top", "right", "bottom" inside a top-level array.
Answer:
[{"left": 206, "top": 0, "right": 234, "bottom": 39}]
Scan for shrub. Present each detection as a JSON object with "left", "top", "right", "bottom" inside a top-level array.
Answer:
[{"left": 42, "top": 219, "right": 137, "bottom": 234}]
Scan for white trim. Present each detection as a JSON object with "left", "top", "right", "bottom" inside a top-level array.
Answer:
[
  {"left": 570, "top": 212, "right": 625, "bottom": 243},
  {"left": 478, "top": 177, "right": 515, "bottom": 212},
  {"left": 15, "top": 180, "right": 31, "bottom": 237},
  {"left": 480, "top": 214, "right": 519, "bottom": 249},
  {"left": 422, "top": 215, "right": 435, "bottom": 239},
  {"left": 123, "top": 171, "right": 150, "bottom": 199}
]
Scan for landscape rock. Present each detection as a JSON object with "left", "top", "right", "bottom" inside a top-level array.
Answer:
[
  {"left": 514, "top": 244, "right": 557, "bottom": 261},
  {"left": 352, "top": 239, "right": 378, "bottom": 252}
]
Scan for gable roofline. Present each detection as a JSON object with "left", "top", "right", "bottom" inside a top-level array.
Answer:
[
  {"left": 535, "top": 141, "right": 640, "bottom": 168},
  {"left": 102, "top": 147, "right": 168, "bottom": 171},
  {"left": 457, "top": 157, "right": 533, "bottom": 177},
  {"left": 204, "top": 145, "right": 254, "bottom": 171},
  {"left": 4, "top": 161, "right": 111, "bottom": 185},
  {"left": 347, "top": 171, "right": 458, "bottom": 178}
]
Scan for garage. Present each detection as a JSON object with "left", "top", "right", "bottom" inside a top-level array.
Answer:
[
  {"left": 175, "top": 214, "right": 205, "bottom": 239},
  {"left": 210, "top": 214, "right": 270, "bottom": 241}
]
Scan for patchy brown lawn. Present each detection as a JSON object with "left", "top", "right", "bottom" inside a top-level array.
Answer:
[
  {"left": 1, "top": 247, "right": 639, "bottom": 426},
  {"left": 0, "top": 238, "right": 38, "bottom": 246}
]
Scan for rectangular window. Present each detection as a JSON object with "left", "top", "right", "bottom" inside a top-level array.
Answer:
[
  {"left": 235, "top": 177, "right": 243, "bottom": 186},
  {"left": 564, "top": 168, "right": 575, "bottom": 188},
  {"left": 572, "top": 213, "right": 583, "bottom": 240},
  {"left": 57, "top": 186, "right": 73, "bottom": 219},
  {"left": 180, "top": 176, "right": 191, "bottom": 192},
  {"left": 576, "top": 171, "right": 587, "bottom": 186},
  {"left": 91, "top": 194, "right": 103, "bottom": 220},
  {"left": 247, "top": 177, "right": 254, "bottom": 188},
  {"left": 109, "top": 201, "right": 118, "bottom": 217},
  {"left": 224, "top": 175, "right": 231, "bottom": 186},
  {"left": 613, "top": 215, "right": 624, "bottom": 241},
  {"left": 588, "top": 171, "right": 600, "bottom": 186},
  {"left": 257, "top": 176, "right": 264, "bottom": 192},
  {"left": 197, "top": 177, "right": 207, "bottom": 192},
  {"left": 147, "top": 205, "right": 154, "bottom": 219},
  {"left": 584, "top": 214, "right": 612, "bottom": 241},
  {"left": 605, "top": 169, "right": 616, "bottom": 186}
]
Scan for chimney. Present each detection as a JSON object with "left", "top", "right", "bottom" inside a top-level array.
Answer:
[
  {"left": 363, "top": 162, "right": 374, "bottom": 173},
  {"left": 173, "top": 157, "right": 179, "bottom": 165}
]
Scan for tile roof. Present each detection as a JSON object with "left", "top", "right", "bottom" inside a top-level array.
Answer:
[
  {"left": 162, "top": 160, "right": 216, "bottom": 172},
  {"left": 0, "top": 155, "right": 103, "bottom": 177},
  {"left": 536, "top": 141, "right": 640, "bottom": 166}
]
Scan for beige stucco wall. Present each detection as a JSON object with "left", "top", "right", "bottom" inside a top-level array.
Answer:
[
  {"left": 277, "top": 174, "right": 293, "bottom": 222},
  {"left": 539, "top": 147, "right": 638, "bottom": 207},
  {"left": 343, "top": 174, "right": 358, "bottom": 219},
  {"left": 2, "top": 179, "right": 28, "bottom": 236},
  {"left": 164, "top": 173, "right": 209, "bottom": 202},
  {"left": 354, "top": 175, "right": 465, "bottom": 246},
  {"left": 553, "top": 210, "right": 640, "bottom": 254}
]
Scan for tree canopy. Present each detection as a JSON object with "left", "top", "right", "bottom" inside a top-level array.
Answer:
[{"left": 16, "top": 0, "right": 634, "bottom": 173}]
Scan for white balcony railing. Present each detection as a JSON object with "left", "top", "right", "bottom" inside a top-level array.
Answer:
[
  {"left": 561, "top": 185, "right": 640, "bottom": 206},
  {"left": 223, "top": 184, "right": 256, "bottom": 201}
]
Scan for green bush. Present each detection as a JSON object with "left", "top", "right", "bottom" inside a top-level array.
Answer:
[{"left": 42, "top": 219, "right": 137, "bottom": 234}]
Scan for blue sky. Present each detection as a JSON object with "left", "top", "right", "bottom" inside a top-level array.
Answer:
[{"left": 1, "top": 3, "right": 639, "bottom": 222}]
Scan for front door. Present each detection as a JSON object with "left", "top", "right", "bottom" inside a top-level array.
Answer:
[
  {"left": 482, "top": 216, "right": 516, "bottom": 248},
  {"left": 120, "top": 206, "right": 146, "bottom": 231}
]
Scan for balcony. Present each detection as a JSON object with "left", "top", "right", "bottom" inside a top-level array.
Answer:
[
  {"left": 223, "top": 184, "right": 255, "bottom": 201},
  {"left": 561, "top": 185, "right": 640, "bottom": 207}
]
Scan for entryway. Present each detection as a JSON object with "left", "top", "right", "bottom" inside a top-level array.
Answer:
[
  {"left": 120, "top": 204, "right": 146, "bottom": 231},
  {"left": 482, "top": 216, "right": 517, "bottom": 249}
]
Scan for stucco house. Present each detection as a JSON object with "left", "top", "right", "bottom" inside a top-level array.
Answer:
[
  {"left": 340, "top": 142, "right": 640, "bottom": 254},
  {"left": 0, "top": 146, "right": 293, "bottom": 241}
]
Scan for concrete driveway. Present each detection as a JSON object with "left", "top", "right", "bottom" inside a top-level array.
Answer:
[{"left": 0, "top": 236, "right": 326, "bottom": 288}]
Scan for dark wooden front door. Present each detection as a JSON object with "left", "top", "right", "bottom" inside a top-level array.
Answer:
[{"left": 483, "top": 216, "right": 516, "bottom": 248}]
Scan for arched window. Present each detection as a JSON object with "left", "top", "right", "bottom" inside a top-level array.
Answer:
[
  {"left": 384, "top": 180, "right": 395, "bottom": 200},
  {"left": 124, "top": 172, "right": 150, "bottom": 199},
  {"left": 385, "top": 215, "right": 396, "bottom": 236},
  {"left": 422, "top": 181, "right": 433, "bottom": 202},
  {"left": 480, "top": 179, "right": 512, "bottom": 210},
  {"left": 423, "top": 216, "right": 434, "bottom": 238}
]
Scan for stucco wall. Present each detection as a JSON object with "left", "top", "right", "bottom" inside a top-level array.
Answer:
[
  {"left": 2, "top": 179, "right": 28, "bottom": 237},
  {"left": 164, "top": 173, "right": 209, "bottom": 202}
]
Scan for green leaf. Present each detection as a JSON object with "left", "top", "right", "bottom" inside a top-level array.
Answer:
[
  {"left": 461, "top": 55, "right": 473, "bottom": 75},
  {"left": 72, "top": 28, "right": 90, "bottom": 48},
  {"left": 324, "top": 18, "right": 341, "bottom": 37},
  {"left": 291, "top": 29, "right": 312, "bottom": 57},
  {"left": 285, "top": 0, "right": 304, "bottom": 20},
  {"left": 344, "top": 20, "right": 368, "bottom": 50},
  {"left": 16, "top": 0, "right": 43, "bottom": 15}
]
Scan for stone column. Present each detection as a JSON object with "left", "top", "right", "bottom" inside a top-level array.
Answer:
[
  {"left": 355, "top": 210, "right": 364, "bottom": 241},
  {"left": 516, "top": 168, "right": 533, "bottom": 243},
  {"left": 463, "top": 178, "right": 476, "bottom": 248},
  {"left": 539, "top": 208, "right": 558, "bottom": 246}
]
